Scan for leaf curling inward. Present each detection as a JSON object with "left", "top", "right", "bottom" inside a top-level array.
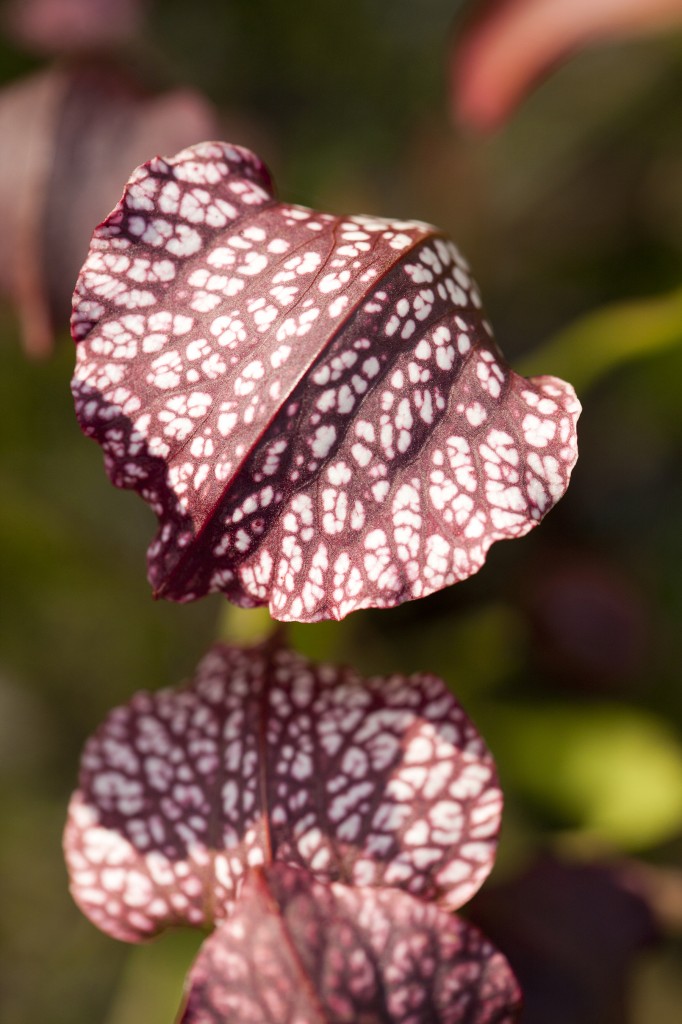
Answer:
[
  {"left": 63, "top": 643, "right": 502, "bottom": 943},
  {"left": 178, "top": 863, "right": 523, "bottom": 1024},
  {"left": 71, "top": 140, "right": 580, "bottom": 621}
]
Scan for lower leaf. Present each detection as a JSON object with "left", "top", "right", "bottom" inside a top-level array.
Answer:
[
  {"left": 64, "top": 642, "right": 502, "bottom": 942},
  {"left": 179, "top": 863, "right": 522, "bottom": 1024}
]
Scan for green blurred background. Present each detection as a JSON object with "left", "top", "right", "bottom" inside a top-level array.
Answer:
[{"left": 1, "top": 1, "right": 682, "bottom": 1021}]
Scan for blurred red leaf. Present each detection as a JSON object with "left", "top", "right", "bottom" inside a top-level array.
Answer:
[
  {"left": 0, "top": 66, "right": 218, "bottom": 355},
  {"left": 71, "top": 140, "right": 580, "bottom": 619},
  {"left": 179, "top": 863, "right": 522, "bottom": 1024},
  {"left": 451, "top": 0, "right": 682, "bottom": 131},
  {"left": 64, "top": 643, "right": 502, "bottom": 942}
]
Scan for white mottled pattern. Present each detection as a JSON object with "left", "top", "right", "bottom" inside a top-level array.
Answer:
[
  {"left": 63, "top": 644, "right": 502, "bottom": 942},
  {"left": 71, "top": 141, "right": 580, "bottom": 620}
]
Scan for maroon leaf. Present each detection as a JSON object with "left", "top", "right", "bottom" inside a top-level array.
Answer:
[
  {"left": 64, "top": 643, "right": 502, "bottom": 942},
  {"left": 71, "top": 140, "right": 580, "bottom": 620},
  {"left": 179, "top": 864, "right": 522, "bottom": 1024}
]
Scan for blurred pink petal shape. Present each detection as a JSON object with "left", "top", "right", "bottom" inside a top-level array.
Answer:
[{"left": 452, "top": 0, "right": 682, "bottom": 130}]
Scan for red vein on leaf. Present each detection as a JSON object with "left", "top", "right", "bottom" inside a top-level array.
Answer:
[
  {"left": 152, "top": 225, "right": 436, "bottom": 601},
  {"left": 251, "top": 868, "right": 329, "bottom": 1024}
]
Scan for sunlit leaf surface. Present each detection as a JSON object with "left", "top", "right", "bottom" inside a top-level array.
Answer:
[{"left": 71, "top": 141, "right": 580, "bottom": 621}]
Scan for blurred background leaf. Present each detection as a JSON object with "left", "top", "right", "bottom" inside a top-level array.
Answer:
[
  {"left": 519, "top": 286, "right": 682, "bottom": 392},
  {"left": 483, "top": 702, "right": 682, "bottom": 851}
]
